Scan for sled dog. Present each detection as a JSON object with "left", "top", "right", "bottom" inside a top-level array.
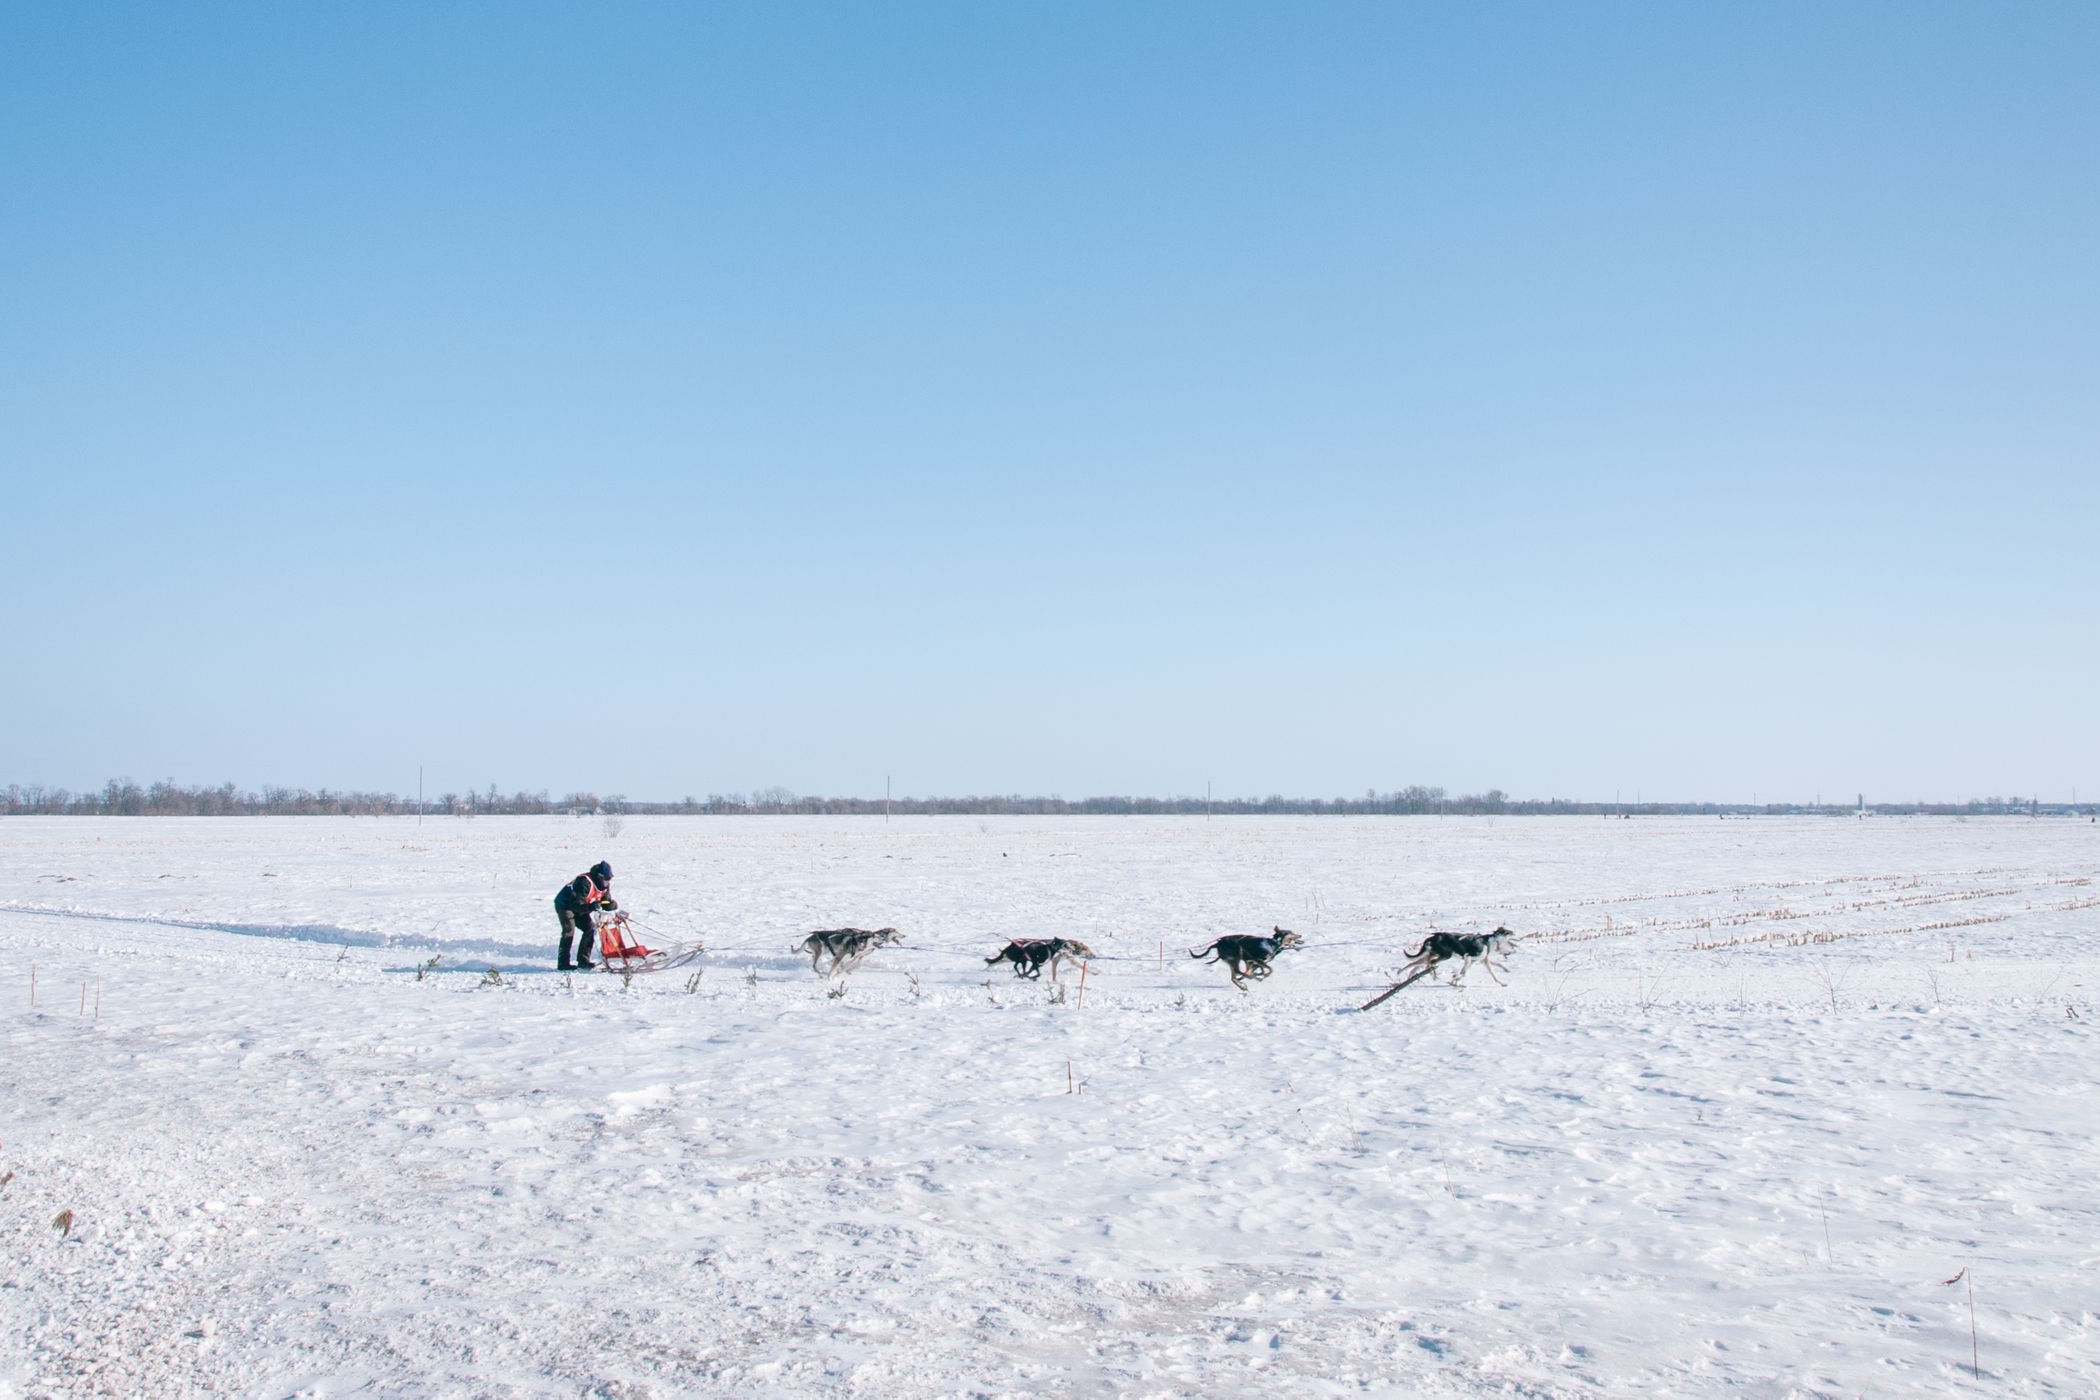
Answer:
[
  {"left": 1397, "top": 927, "right": 1514, "bottom": 987},
  {"left": 1188, "top": 927, "right": 1304, "bottom": 988},
  {"left": 796, "top": 926, "right": 901, "bottom": 976},
  {"left": 985, "top": 937, "right": 1096, "bottom": 982}
]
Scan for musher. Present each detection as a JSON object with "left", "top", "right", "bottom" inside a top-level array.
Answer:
[{"left": 554, "top": 860, "right": 616, "bottom": 970}]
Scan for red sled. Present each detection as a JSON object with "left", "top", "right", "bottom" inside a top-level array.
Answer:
[{"left": 593, "top": 911, "right": 703, "bottom": 974}]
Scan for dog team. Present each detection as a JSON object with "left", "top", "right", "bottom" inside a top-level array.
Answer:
[{"left": 553, "top": 859, "right": 1514, "bottom": 994}]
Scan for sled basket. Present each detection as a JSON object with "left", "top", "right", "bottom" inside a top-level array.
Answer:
[{"left": 596, "top": 911, "right": 704, "bottom": 974}]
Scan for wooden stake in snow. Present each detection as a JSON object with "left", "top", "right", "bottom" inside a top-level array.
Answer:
[
  {"left": 1076, "top": 959, "right": 1089, "bottom": 1010},
  {"left": 79, "top": 981, "right": 86, "bottom": 1016},
  {"left": 1942, "top": 1268, "right": 1978, "bottom": 1378},
  {"left": 1360, "top": 965, "right": 1437, "bottom": 1011}
]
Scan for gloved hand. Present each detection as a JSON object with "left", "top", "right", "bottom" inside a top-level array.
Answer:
[{"left": 598, "top": 897, "right": 618, "bottom": 911}]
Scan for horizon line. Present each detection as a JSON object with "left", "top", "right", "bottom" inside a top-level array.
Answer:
[{"left": 4, "top": 778, "right": 2089, "bottom": 818}]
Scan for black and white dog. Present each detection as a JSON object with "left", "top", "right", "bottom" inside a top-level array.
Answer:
[
  {"left": 795, "top": 926, "right": 901, "bottom": 976},
  {"left": 1189, "top": 927, "right": 1304, "bottom": 988},
  {"left": 1397, "top": 927, "right": 1514, "bottom": 987},
  {"left": 985, "top": 937, "right": 1096, "bottom": 982}
]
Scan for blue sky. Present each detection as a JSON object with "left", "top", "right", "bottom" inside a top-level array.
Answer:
[{"left": 5, "top": 2, "right": 2095, "bottom": 804}]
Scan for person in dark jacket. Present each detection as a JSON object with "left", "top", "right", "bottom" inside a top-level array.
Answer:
[{"left": 554, "top": 860, "right": 616, "bottom": 970}]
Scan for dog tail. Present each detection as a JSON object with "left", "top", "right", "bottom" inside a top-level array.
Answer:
[
  {"left": 1188, "top": 941, "right": 1219, "bottom": 960},
  {"left": 1404, "top": 937, "right": 1431, "bottom": 959}
]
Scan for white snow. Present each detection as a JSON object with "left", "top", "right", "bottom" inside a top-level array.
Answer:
[{"left": 2, "top": 814, "right": 2096, "bottom": 1397}]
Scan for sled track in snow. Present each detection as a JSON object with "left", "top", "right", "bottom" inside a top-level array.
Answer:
[{"left": 0, "top": 901, "right": 543, "bottom": 962}]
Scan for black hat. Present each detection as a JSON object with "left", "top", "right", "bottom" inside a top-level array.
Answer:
[{"left": 590, "top": 861, "right": 613, "bottom": 882}]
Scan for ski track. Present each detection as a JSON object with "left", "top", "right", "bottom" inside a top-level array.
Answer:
[{"left": 2, "top": 815, "right": 2097, "bottom": 1398}]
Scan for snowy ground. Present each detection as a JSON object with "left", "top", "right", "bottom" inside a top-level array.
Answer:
[{"left": 2, "top": 814, "right": 2096, "bottom": 1398}]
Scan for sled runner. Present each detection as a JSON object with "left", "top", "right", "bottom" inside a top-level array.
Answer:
[{"left": 593, "top": 911, "right": 704, "bottom": 975}]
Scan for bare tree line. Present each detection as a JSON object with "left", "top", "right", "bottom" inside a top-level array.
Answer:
[
  {"left": 2, "top": 779, "right": 2086, "bottom": 818},
  {"left": 0, "top": 780, "right": 559, "bottom": 817}
]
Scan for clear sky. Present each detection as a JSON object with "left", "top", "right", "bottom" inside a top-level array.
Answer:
[{"left": 4, "top": 2, "right": 2095, "bottom": 805}]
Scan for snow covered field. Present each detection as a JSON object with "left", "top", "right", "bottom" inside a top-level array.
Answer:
[{"left": 3, "top": 814, "right": 2096, "bottom": 1398}]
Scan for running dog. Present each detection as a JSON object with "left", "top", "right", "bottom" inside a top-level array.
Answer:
[
  {"left": 985, "top": 937, "right": 1096, "bottom": 982},
  {"left": 796, "top": 926, "right": 901, "bottom": 976},
  {"left": 1188, "top": 927, "right": 1304, "bottom": 988},
  {"left": 1396, "top": 927, "right": 1514, "bottom": 988}
]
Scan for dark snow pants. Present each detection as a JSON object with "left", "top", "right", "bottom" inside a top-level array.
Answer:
[{"left": 556, "top": 904, "right": 597, "bottom": 969}]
